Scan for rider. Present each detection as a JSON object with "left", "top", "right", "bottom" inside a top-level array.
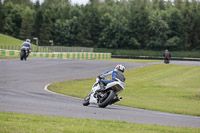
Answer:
[
  {"left": 97, "top": 64, "right": 125, "bottom": 92},
  {"left": 163, "top": 49, "right": 171, "bottom": 59},
  {"left": 21, "top": 39, "right": 32, "bottom": 53}
]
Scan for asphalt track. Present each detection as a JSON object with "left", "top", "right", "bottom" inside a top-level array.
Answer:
[{"left": 0, "top": 58, "right": 200, "bottom": 128}]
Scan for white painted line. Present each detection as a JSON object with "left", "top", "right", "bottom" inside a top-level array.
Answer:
[
  {"left": 44, "top": 84, "right": 68, "bottom": 97},
  {"left": 44, "top": 83, "right": 82, "bottom": 100}
]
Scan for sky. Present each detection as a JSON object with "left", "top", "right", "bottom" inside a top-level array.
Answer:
[{"left": 31, "top": 0, "right": 89, "bottom": 5}]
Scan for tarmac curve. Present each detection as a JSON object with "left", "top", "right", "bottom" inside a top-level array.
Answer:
[{"left": 0, "top": 58, "right": 200, "bottom": 128}]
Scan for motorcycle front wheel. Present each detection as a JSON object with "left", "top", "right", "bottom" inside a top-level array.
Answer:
[
  {"left": 164, "top": 59, "right": 169, "bottom": 64},
  {"left": 82, "top": 95, "right": 90, "bottom": 106},
  {"left": 98, "top": 90, "right": 115, "bottom": 108}
]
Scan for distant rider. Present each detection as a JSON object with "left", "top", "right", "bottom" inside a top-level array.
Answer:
[
  {"left": 21, "top": 39, "right": 32, "bottom": 53},
  {"left": 163, "top": 49, "right": 171, "bottom": 60},
  {"left": 97, "top": 64, "right": 125, "bottom": 92}
]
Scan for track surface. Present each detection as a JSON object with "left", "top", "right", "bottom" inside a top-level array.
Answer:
[{"left": 0, "top": 58, "right": 200, "bottom": 128}]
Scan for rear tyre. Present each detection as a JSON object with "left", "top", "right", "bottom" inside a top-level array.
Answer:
[
  {"left": 20, "top": 50, "right": 25, "bottom": 61},
  {"left": 98, "top": 90, "right": 115, "bottom": 108},
  {"left": 20, "top": 56, "right": 23, "bottom": 60}
]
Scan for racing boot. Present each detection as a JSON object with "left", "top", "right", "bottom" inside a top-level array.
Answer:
[{"left": 96, "top": 82, "right": 105, "bottom": 92}]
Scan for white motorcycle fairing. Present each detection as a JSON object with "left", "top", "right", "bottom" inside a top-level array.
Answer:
[{"left": 88, "top": 78, "right": 125, "bottom": 104}]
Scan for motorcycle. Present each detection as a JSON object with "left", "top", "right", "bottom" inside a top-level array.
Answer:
[
  {"left": 20, "top": 46, "right": 30, "bottom": 61},
  {"left": 82, "top": 78, "right": 125, "bottom": 108},
  {"left": 164, "top": 56, "right": 170, "bottom": 64}
]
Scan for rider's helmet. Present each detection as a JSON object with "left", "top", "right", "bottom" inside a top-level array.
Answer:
[
  {"left": 26, "top": 39, "right": 31, "bottom": 43},
  {"left": 115, "top": 64, "right": 125, "bottom": 73}
]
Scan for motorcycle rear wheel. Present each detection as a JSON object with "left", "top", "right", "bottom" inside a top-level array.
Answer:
[
  {"left": 20, "top": 50, "right": 24, "bottom": 60},
  {"left": 98, "top": 90, "right": 115, "bottom": 108},
  {"left": 20, "top": 50, "right": 27, "bottom": 61}
]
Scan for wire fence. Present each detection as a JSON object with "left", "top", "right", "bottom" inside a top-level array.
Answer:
[{"left": 0, "top": 45, "right": 93, "bottom": 52}]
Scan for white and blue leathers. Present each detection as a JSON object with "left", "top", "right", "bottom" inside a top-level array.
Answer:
[
  {"left": 98, "top": 68, "right": 125, "bottom": 90},
  {"left": 22, "top": 42, "right": 32, "bottom": 49},
  {"left": 21, "top": 41, "right": 32, "bottom": 53}
]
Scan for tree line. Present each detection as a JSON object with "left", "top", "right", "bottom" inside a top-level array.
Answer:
[{"left": 0, "top": 0, "right": 200, "bottom": 50}]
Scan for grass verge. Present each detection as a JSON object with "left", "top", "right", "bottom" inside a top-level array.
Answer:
[
  {"left": 0, "top": 112, "right": 199, "bottom": 133},
  {"left": 49, "top": 64, "right": 200, "bottom": 116},
  {"left": 109, "top": 58, "right": 162, "bottom": 63},
  {"left": 0, "top": 56, "right": 19, "bottom": 59}
]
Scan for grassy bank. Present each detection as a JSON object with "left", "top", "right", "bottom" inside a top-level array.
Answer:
[
  {"left": 94, "top": 48, "right": 200, "bottom": 58},
  {"left": 0, "top": 34, "right": 23, "bottom": 46},
  {"left": 49, "top": 64, "right": 200, "bottom": 116},
  {"left": 0, "top": 112, "right": 199, "bottom": 133},
  {"left": 0, "top": 34, "right": 50, "bottom": 52}
]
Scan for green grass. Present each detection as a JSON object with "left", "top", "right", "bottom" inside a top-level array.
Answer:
[
  {"left": 0, "top": 33, "right": 50, "bottom": 52},
  {"left": 110, "top": 58, "right": 162, "bottom": 63},
  {"left": 49, "top": 64, "right": 200, "bottom": 116},
  {"left": 0, "top": 56, "right": 19, "bottom": 59},
  {"left": 0, "top": 34, "right": 24, "bottom": 46},
  {"left": 0, "top": 112, "right": 199, "bottom": 133}
]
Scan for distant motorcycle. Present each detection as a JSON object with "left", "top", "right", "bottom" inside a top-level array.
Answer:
[
  {"left": 83, "top": 77, "right": 125, "bottom": 108},
  {"left": 164, "top": 56, "right": 170, "bottom": 64},
  {"left": 20, "top": 46, "right": 30, "bottom": 61}
]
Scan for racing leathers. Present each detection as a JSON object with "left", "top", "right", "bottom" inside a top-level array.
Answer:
[
  {"left": 21, "top": 42, "right": 32, "bottom": 53},
  {"left": 97, "top": 68, "right": 125, "bottom": 92},
  {"left": 163, "top": 51, "right": 171, "bottom": 58}
]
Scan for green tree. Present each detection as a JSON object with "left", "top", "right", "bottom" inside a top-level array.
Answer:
[
  {"left": 86, "top": 0, "right": 101, "bottom": 47},
  {"left": 3, "top": 0, "right": 33, "bottom": 7},
  {"left": 190, "top": 0, "right": 200, "bottom": 49},
  {"left": 19, "top": 7, "right": 35, "bottom": 40},
  {"left": 165, "top": 0, "right": 173, "bottom": 9},
  {"left": 129, "top": 0, "right": 149, "bottom": 48},
  {"left": 2, "top": 2, "right": 23, "bottom": 37},
  {"left": 158, "top": 0, "right": 165, "bottom": 10},
  {"left": 98, "top": 13, "right": 115, "bottom": 48},
  {"left": 0, "top": 0, "right": 3, "bottom": 32},
  {"left": 98, "top": 12, "right": 131, "bottom": 49},
  {"left": 53, "top": 17, "right": 79, "bottom": 46},
  {"left": 148, "top": 11, "right": 169, "bottom": 49},
  {"left": 34, "top": 0, "right": 40, "bottom": 11},
  {"left": 166, "top": 8, "right": 183, "bottom": 49},
  {"left": 39, "top": 9, "right": 53, "bottom": 45},
  {"left": 181, "top": 0, "right": 192, "bottom": 50},
  {"left": 174, "top": 0, "right": 183, "bottom": 10},
  {"left": 33, "top": 9, "right": 43, "bottom": 40},
  {"left": 152, "top": 0, "right": 158, "bottom": 9},
  {"left": 0, "top": 0, "right": 200, "bottom": 50},
  {"left": 42, "top": 0, "right": 70, "bottom": 20}
]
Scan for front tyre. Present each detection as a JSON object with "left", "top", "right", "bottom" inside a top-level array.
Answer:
[
  {"left": 98, "top": 90, "right": 115, "bottom": 108},
  {"left": 83, "top": 95, "right": 90, "bottom": 106}
]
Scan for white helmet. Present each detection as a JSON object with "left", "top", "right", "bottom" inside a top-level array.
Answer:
[
  {"left": 115, "top": 64, "right": 125, "bottom": 72},
  {"left": 26, "top": 39, "right": 31, "bottom": 43}
]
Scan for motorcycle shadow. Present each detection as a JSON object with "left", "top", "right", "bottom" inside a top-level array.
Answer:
[{"left": 83, "top": 104, "right": 128, "bottom": 111}]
